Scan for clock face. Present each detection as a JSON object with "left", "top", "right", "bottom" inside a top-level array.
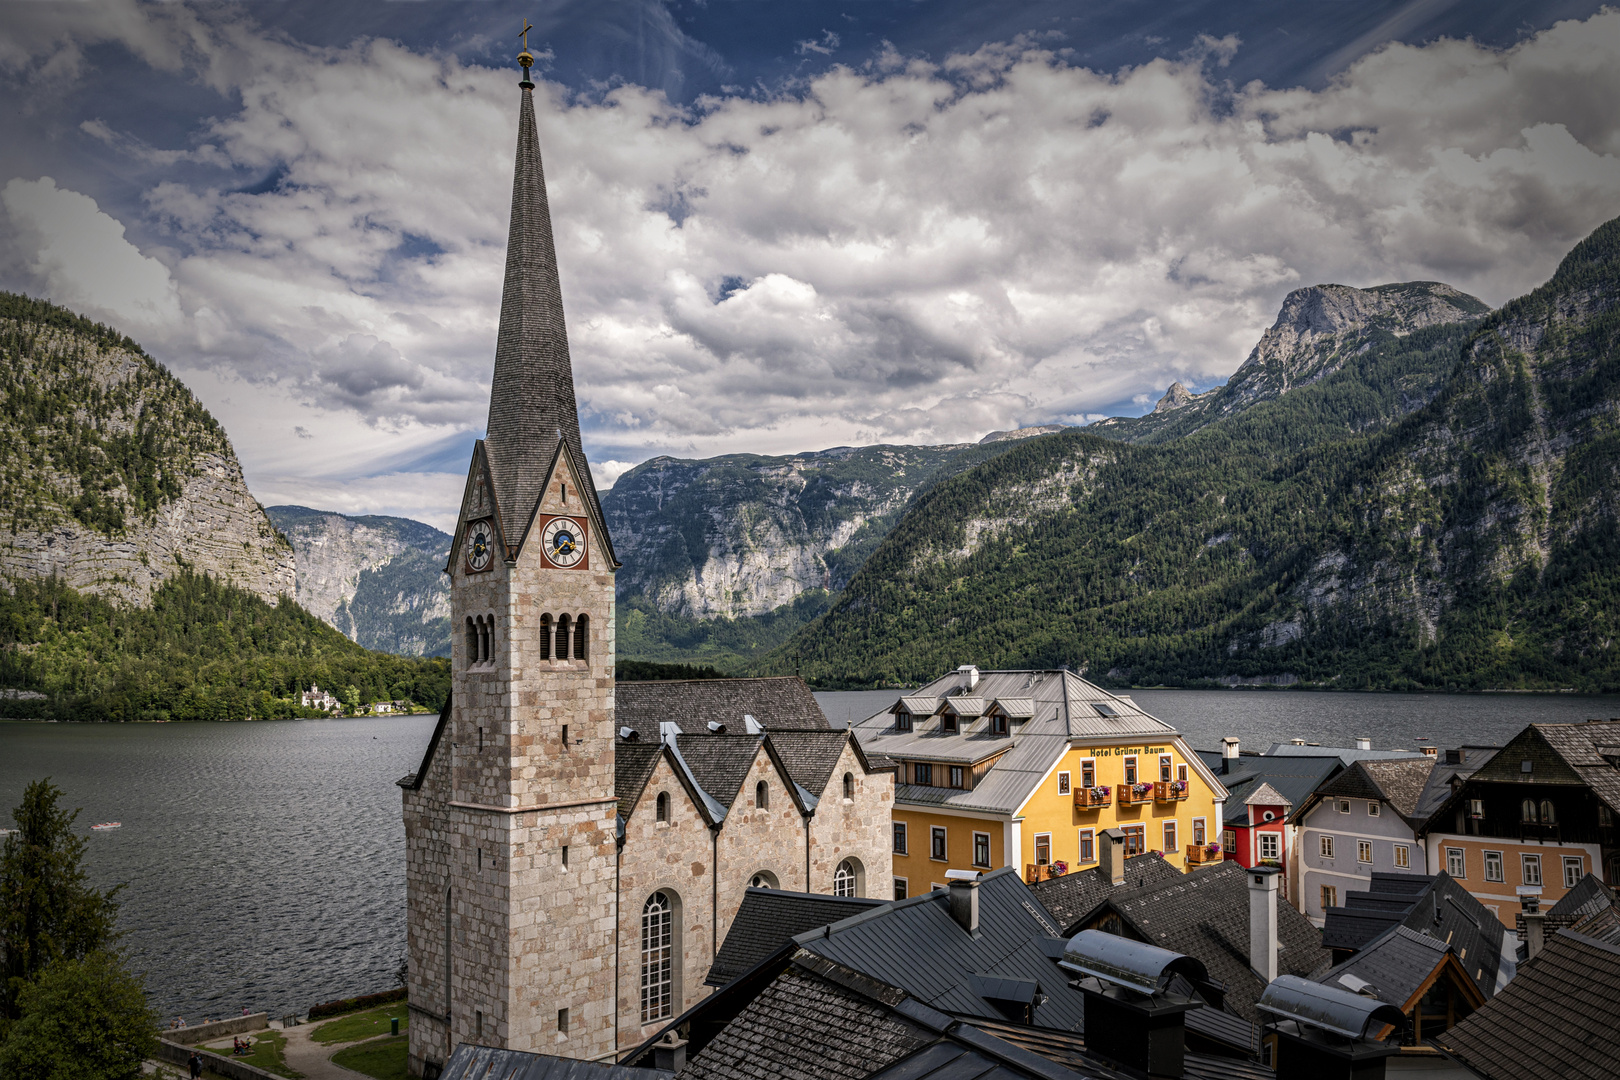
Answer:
[
  {"left": 542, "top": 516, "right": 585, "bottom": 568},
  {"left": 465, "top": 520, "right": 495, "bottom": 573}
]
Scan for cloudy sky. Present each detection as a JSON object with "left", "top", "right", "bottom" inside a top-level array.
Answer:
[{"left": 4, "top": 0, "right": 1619, "bottom": 532}]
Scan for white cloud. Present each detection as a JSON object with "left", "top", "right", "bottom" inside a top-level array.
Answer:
[
  {"left": 2, "top": 176, "right": 183, "bottom": 334},
  {"left": 3, "top": 5, "right": 1620, "bottom": 529}
]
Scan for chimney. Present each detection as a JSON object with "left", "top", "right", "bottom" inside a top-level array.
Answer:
[
  {"left": 957, "top": 664, "right": 980, "bottom": 691},
  {"left": 1260, "top": 976, "right": 1405, "bottom": 1080},
  {"left": 1249, "top": 867, "right": 1280, "bottom": 984},
  {"left": 1220, "top": 737, "right": 1240, "bottom": 775},
  {"left": 1354, "top": 737, "right": 1372, "bottom": 751},
  {"left": 1521, "top": 891, "right": 1546, "bottom": 960},
  {"left": 1099, "top": 828, "right": 1127, "bottom": 886},
  {"left": 1063, "top": 932, "right": 1202, "bottom": 1080},
  {"left": 945, "top": 869, "right": 980, "bottom": 934},
  {"left": 652, "top": 1031, "right": 688, "bottom": 1072}
]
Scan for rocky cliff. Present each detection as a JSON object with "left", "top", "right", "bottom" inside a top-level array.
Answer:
[
  {"left": 264, "top": 506, "right": 451, "bottom": 657},
  {"left": 1091, "top": 281, "right": 1491, "bottom": 444},
  {"left": 0, "top": 294, "right": 294, "bottom": 605}
]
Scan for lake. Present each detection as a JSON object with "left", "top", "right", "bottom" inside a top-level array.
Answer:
[{"left": 4, "top": 688, "right": 1618, "bottom": 1019}]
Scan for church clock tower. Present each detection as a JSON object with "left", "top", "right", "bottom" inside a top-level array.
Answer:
[{"left": 402, "top": 38, "right": 620, "bottom": 1075}]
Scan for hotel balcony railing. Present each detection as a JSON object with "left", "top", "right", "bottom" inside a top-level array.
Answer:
[
  {"left": 1075, "top": 786, "right": 1112, "bottom": 810},
  {"left": 1154, "top": 781, "right": 1190, "bottom": 803},
  {"left": 1119, "top": 784, "right": 1155, "bottom": 807}
]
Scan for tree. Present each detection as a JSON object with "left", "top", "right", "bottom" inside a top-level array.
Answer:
[
  {"left": 0, "top": 780, "right": 121, "bottom": 1025},
  {"left": 0, "top": 951, "right": 156, "bottom": 1080}
]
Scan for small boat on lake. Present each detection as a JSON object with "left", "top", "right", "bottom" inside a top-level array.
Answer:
[{"left": 91, "top": 822, "right": 122, "bottom": 831}]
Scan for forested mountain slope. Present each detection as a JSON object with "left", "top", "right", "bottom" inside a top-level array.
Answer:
[
  {"left": 0, "top": 294, "right": 295, "bottom": 605},
  {"left": 265, "top": 506, "right": 451, "bottom": 657},
  {"left": 776, "top": 219, "right": 1620, "bottom": 690}
]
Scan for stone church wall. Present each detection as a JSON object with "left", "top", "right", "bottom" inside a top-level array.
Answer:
[
  {"left": 809, "top": 742, "right": 896, "bottom": 901},
  {"left": 713, "top": 749, "right": 815, "bottom": 943}
]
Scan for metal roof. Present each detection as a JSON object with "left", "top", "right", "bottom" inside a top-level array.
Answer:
[
  {"left": 852, "top": 670, "right": 1204, "bottom": 817},
  {"left": 438, "top": 1046, "right": 671, "bottom": 1080},
  {"left": 1058, "top": 930, "right": 1208, "bottom": 996},
  {"left": 1319, "top": 925, "right": 1453, "bottom": 1009},
  {"left": 1262, "top": 743, "right": 1430, "bottom": 766},
  {"left": 1255, "top": 975, "right": 1407, "bottom": 1040}
]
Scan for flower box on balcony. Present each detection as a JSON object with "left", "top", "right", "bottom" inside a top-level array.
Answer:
[
  {"left": 1155, "top": 780, "right": 1190, "bottom": 803},
  {"left": 1185, "top": 843, "right": 1223, "bottom": 866},
  {"left": 1075, "top": 785, "right": 1112, "bottom": 809},
  {"left": 1118, "top": 783, "right": 1155, "bottom": 807}
]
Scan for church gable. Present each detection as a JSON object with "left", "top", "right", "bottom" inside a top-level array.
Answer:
[
  {"left": 508, "top": 438, "right": 617, "bottom": 568},
  {"left": 448, "top": 441, "right": 509, "bottom": 576}
]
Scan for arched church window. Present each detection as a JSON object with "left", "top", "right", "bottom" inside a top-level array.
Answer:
[
  {"left": 833, "top": 859, "right": 860, "bottom": 898},
  {"left": 539, "top": 614, "right": 553, "bottom": 660},
  {"left": 465, "top": 618, "right": 477, "bottom": 663},
  {"left": 556, "top": 615, "right": 572, "bottom": 661},
  {"left": 574, "top": 614, "right": 589, "bottom": 660},
  {"left": 755, "top": 781, "right": 769, "bottom": 810},
  {"left": 656, "top": 792, "right": 670, "bottom": 822},
  {"left": 843, "top": 773, "right": 855, "bottom": 801},
  {"left": 640, "top": 892, "right": 675, "bottom": 1024}
]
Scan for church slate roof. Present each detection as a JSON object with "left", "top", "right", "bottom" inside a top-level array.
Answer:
[
  {"left": 706, "top": 888, "right": 886, "bottom": 987},
  {"left": 1027, "top": 853, "right": 1182, "bottom": 933},
  {"left": 672, "top": 735, "right": 765, "bottom": 811},
  {"left": 482, "top": 81, "right": 610, "bottom": 559},
  {"left": 768, "top": 731, "right": 859, "bottom": 798},
  {"left": 616, "top": 677, "right": 830, "bottom": 740},
  {"left": 439, "top": 1045, "right": 669, "bottom": 1080},
  {"left": 1088, "top": 860, "right": 1331, "bottom": 1023},
  {"left": 615, "top": 741, "right": 662, "bottom": 821},
  {"left": 1437, "top": 928, "right": 1620, "bottom": 1080}
]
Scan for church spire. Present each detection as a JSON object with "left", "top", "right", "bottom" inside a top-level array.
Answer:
[{"left": 484, "top": 41, "right": 609, "bottom": 557}]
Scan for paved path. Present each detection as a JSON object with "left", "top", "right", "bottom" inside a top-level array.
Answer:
[{"left": 188, "top": 1020, "right": 385, "bottom": 1080}]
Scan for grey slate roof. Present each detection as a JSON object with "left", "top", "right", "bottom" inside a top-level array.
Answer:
[
  {"left": 680, "top": 963, "right": 935, "bottom": 1080},
  {"left": 441, "top": 1046, "right": 669, "bottom": 1080},
  {"left": 1411, "top": 744, "right": 1499, "bottom": 822},
  {"left": 1317, "top": 924, "right": 1454, "bottom": 1008},
  {"left": 482, "top": 83, "right": 611, "bottom": 561},
  {"left": 966, "top": 1022, "right": 1275, "bottom": 1080},
  {"left": 1320, "top": 872, "right": 1510, "bottom": 1001},
  {"left": 1194, "top": 751, "right": 1341, "bottom": 828},
  {"left": 796, "top": 869, "right": 1083, "bottom": 1032},
  {"left": 1437, "top": 928, "right": 1620, "bottom": 1080},
  {"left": 671, "top": 735, "right": 763, "bottom": 812},
  {"left": 616, "top": 741, "right": 663, "bottom": 820},
  {"left": 1097, "top": 860, "right": 1331, "bottom": 1023},
  {"left": 1262, "top": 743, "right": 1431, "bottom": 766},
  {"left": 1294, "top": 758, "right": 1435, "bottom": 828},
  {"left": 618, "top": 677, "right": 830, "bottom": 740},
  {"left": 854, "top": 670, "right": 1210, "bottom": 817},
  {"left": 769, "top": 731, "right": 858, "bottom": 799},
  {"left": 1526, "top": 721, "right": 1620, "bottom": 813},
  {"left": 706, "top": 888, "right": 886, "bottom": 988},
  {"left": 1549, "top": 873, "right": 1616, "bottom": 920},
  {"left": 1027, "top": 854, "right": 1183, "bottom": 933}
]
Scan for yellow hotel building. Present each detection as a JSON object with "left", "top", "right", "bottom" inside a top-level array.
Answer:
[{"left": 850, "top": 666, "right": 1229, "bottom": 896}]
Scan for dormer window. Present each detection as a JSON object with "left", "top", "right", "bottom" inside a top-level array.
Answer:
[
  {"left": 896, "top": 712, "right": 913, "bottom": 733},
  {"left": 990, "top": 713, "right": 1008, "bottom": 736},
  {"left": 941, "top": 713, "right": 958, "bottom": 735}
]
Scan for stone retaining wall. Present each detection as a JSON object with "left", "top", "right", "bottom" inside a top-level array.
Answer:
[
  {"left": 155, "top": 1037, "right": 277, "bottom": 1080},
  {"left": 159, "top": 1013, "right": 268, "bottom": 1044}
]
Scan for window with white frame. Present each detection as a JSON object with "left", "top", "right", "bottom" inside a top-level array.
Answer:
[
  {"left": 1484, "top": 851, "right": 1504, "bottom": 882},
  {"left": 1522, "top": 853, "right": 1542, "bottom": 886},
  {"left": 1057, "top": 771, "right": 1071, "bottom": 795},
  {"left": 1321, "top": 884, "right": 1338, "bottom": 910},
  {"left": 1080, "top": 760, "right": 1096, "bottom": 788},
  {"left": 1124, "top": 756, "right": 1138, "bottom": 785},
  {"left": 1564, "top": 856, "right": 1584, "bottom": 889},
  {"left": 640, "top": 892, "right": 675, "bottom": 1024},
  {"left": 1337, "top": 800, "right": 1351, "bottom": 814},
  {"left": 1447, "top": 847, "right": 1466, "bottom": 878},
  {"left": 1035, "top": 833, "right": 1052, "bottom": 865},
  {"left": 1192, "top": 818, "right": 1206, "bottom": 846},
  {"left": 1177, "top": 764, "right": 1189, "bottom": 783},
  {"left": 833, "top": 859, "right": 858, "bottom": 897},
  {"left": 1259, "top": 832, "right": 1280, "bottom": 860},
  {"left": 1079, "top": 829, "right": 1095, "bottom": 863},
  {"left": 973, "top": 832, "right": 992, "bottom": 868},
  {"left": 1357, "top": 839, "right": 1373, "bottom": 864},
  {"left": 931, "top": 826, "right": 947, "bottom": 861},
  {"left": 1159, "top": 755, "right": 1173, "bottom": 783},
  {"left": 1320, "top": 835, "right": 1335, "bottom": 859},
  {"left": 1394, "top": 845, "right": 1409, "bottom": 869},
  {"left": 1368, "top": 802, "right": 1381, "bottom": 817}
]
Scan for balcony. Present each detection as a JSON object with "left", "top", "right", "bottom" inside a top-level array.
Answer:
[
  {"left": 1025, "top": 861, "right": 1069, "bottom": 884},
  {"left": 1075, "top": 785, "right": 1113, "bottom": 810},
  {"left": 1154, "top": 780, "right": 1190, "bottom": 803},
  {"left": 1519, "top": 822, "right": 1562, "bottom": 843},
  {"left": 1118, "top": 783, "right": 1155, "bottom": 808},
  {"left": 1185, "top": 843, "right": 1222, "bottom": 866}
]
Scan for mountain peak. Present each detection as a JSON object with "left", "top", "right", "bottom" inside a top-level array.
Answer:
[{"left": 1153, "top": 382, "right": 1194, "bottom": 413}]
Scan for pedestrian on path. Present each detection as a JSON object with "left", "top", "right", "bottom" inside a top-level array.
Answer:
[{"left": 188, "top": 1050, "right": 202, "bottom": 1079}]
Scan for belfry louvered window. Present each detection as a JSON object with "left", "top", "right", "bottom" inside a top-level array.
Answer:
[
  {"left": 539, "top": 614, "right": 553, "bottom": 659},
  {"left": 574, "top": 614, "right": 589, "bottom": 660},
  {"left": 640, "top": 892, "right": 674, "bottom": 1023},
  {"left": 556, "top": 614, "right": 571, "bottom": 659}
]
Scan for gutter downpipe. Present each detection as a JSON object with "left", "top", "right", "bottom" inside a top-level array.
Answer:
[
  {"left": 712, "top": 825, "right": 720, "bottom": 958},
  {"left": 614, "top": 835, "right": 622, "bottom": 1059},
  {"left": 804, "top": 811, "right": 813, "bottom": 891}
]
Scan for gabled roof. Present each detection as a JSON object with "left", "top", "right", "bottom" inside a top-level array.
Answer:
[
  {"left": 1243, "top": 782, "right": 1290, "bottom": 807},
  {"left": 1320, "top": 872, "right": 1511, "bottom": 1001},
  {"left": 1410, "top": 744, "right": 1499, "bottom": 822},
  {"left": 1194, "top": 751, "right": 1339, "bottom": 828},
  {"left": 616, "top": 677, "right": 829, "bottom": 740},
  {"left": 1299, "top": 758, "right": 1435, "bottom": 828},
  {"left": 672, "top": 735, "right": 764, "bottom": 813},
  {"left": 1092, "top": 860, "right": 1331, "bottom": 1023},
  {"left": 615, "top": 741, "right": 662, "bottom": 821},
  {"left": 1549, "top": 873, "right": 1616, "bottom": 920},
  {"left": 853, "top": 670, "right": 1220, "bottom": 818},
  {"left": 767, "top": 730, "right": 858, "bottom": 799},
  {"left": 438, "top": 1046, "right": 668, "bottom": 1080},
  {"left": 707, "top": 888, "right": 886, "bottom": 988},
  {"left": 1316, "top": 925, "right": 1481, "bottom": 1014},
  {"left": 1027, "top": 853, "right": 1183, "bottom": 934},
  {"left": 1437, "top": 928, "right": 1620, "bottom": 1080}
]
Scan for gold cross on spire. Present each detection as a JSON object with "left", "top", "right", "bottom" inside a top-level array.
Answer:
[{"left": 519, "top": 19, "right": 534, "bottom": 53}]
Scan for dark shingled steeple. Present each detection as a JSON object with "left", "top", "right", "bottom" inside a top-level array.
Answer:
[{"left": 484, "top": 76, "right": 610, "bottom": 558}]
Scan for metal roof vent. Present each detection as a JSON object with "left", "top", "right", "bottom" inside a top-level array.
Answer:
[
  {"left": 618, "top": 727, "right": 639, "bottom": 741},
  {"left": 706, "top": 721, "right": 727, "bottom": 734},
  {"left": 743, "top": 713, "right": 763, "bottom": 734},
  {"left": 659, "top": 721, "right": 682, "bottom": 744},
  {"left": 1061, "top": 930, "right": 1206, "bottom": 1080},
  {"left": 1059, "top": 930, "right": 1208, "bottom": 997},
  {"left": 1258, "top": 975, "right": 1406, "bottom": 1080}
]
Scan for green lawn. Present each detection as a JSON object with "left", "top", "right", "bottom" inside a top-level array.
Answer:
[
  {"left": 200, "top": 1030, "right": 303, "bottom": 1079},
  {"left": 310, "top": 1004, "right": 409, "bottom": 1045},
  {"left": 331, "top": 1035, "right": 409, "bottom": 1080}
]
